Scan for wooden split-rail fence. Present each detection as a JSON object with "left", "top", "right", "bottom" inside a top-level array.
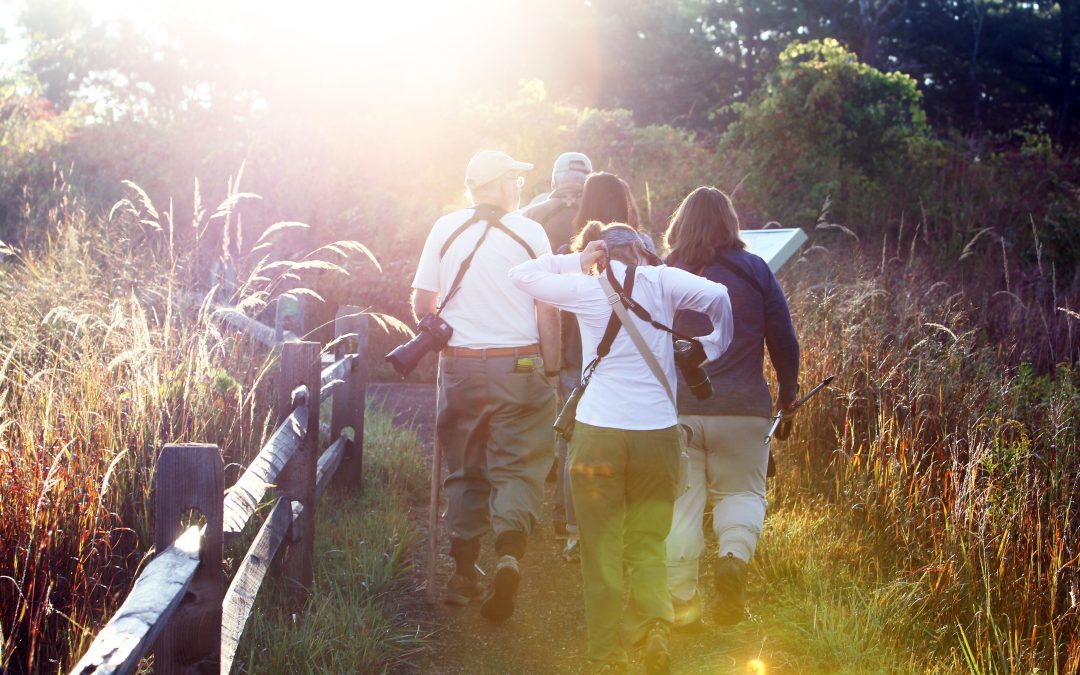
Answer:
[{"left": 69, "top": 302, "right": 372, "bottom": 675}]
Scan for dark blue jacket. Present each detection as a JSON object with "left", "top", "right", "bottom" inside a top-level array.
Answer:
[{"left": 673, "top": 249, "right": 800, "bottom": 418}]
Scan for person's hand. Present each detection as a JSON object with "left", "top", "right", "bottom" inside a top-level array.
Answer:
[
  {"left": 775, "top": 399, "right": 796, "bottom": 441},
  {"left": 580, "top": 240, "right": 608, "bottom": 273}
]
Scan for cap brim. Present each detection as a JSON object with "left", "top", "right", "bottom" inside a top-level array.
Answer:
[{"left": 510, "top": 160, "right": 534, "bottom": 172}]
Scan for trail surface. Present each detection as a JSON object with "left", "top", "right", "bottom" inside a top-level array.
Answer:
[{"left": 373, "top": 382, "right": 781, "bottom": 675}]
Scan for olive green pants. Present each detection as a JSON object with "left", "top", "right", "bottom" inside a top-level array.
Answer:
[{"left": 569, "top": 421, "right": 680, "bottom": 665}]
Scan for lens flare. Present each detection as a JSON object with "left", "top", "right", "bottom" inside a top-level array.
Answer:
[{"left": 747, "top": 658, "right": 767, "bottom": 674}]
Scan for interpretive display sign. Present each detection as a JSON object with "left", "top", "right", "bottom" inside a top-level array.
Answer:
[{"left": 741, "top": 228, "right": 808, "bottom": 272}]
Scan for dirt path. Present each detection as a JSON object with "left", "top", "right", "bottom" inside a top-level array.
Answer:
[{"left": 375, "top": 383, "right": 776, "bottom": 675}]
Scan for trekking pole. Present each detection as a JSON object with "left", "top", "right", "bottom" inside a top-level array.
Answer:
[
  {"left": 427, "top": 438, "right": 442, "bottom": 604},
  {"left": 765, "top": 375, "right": 835, "bottom": 444}
]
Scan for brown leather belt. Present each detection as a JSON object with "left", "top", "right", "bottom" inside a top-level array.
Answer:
[{"left": 443, "top": 344, "right": 541, "bottom": 359}]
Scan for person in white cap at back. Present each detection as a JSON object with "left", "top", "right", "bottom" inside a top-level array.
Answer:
[
  {"left": 524, "top": 151, "right": 593, "bottom": 250},
  {"left": 410, "top": 150, "right": 560, "bottom": 622}
]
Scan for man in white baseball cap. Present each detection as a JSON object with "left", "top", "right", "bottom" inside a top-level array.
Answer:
[
  {"left": 464, "top": 150, "right": 535, "bottom": 190},
  {"left": 410, "top": 150, "right": 559, "bottom": 622}
]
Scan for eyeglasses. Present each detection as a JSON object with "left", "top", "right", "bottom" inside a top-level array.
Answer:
[{"left": 506, "top": 174, "right": 526, "bottom": 189}]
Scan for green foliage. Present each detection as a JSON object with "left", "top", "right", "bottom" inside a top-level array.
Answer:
[
  {"left": 721, "top": 39, "right": 935, "bottom": 227},
  {"left": 0, "top": 79, "right": 83, "bottom": 240}
]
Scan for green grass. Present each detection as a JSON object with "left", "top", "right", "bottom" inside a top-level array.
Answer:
[
  {"left": 739, "top": 498, "right": 952, "bottom": 674},
  {"left": 234, "top": 407, "right": 429, "bottom": 674}
]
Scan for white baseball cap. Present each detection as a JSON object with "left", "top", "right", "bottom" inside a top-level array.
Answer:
[
  {"left": 465, "top": 150, "right": 534, "bottom": 189},
  {"left": 552, "top": 151, "right": 592, "bottom": 180}
]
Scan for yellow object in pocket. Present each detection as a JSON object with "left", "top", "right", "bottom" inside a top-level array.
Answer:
[{"left": 513, "top": 356, "right": 542, "bottom": 373}]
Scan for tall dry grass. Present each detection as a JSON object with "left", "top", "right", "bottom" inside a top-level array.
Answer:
[
  {"left": 775, "top": 222, "right": 1079, "bottom": 672},
  {"left": 0, "top": 177, "right": 387, "bottom": 673}
]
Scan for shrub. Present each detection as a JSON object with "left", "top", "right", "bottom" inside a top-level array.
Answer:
[{"left": 721, "top": 39, "right": 935, "bottom": 229}]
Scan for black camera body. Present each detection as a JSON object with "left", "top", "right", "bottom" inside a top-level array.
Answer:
[
  {"left": 385, "top": 313, "right": 454, "bottom": 377},
  {"left": 673, "top": 338, "right": 713, "bottom": 400}
]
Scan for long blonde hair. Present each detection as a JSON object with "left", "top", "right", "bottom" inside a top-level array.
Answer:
[{"left": 663, "top": 186, "right": 744, "bottom": 271}]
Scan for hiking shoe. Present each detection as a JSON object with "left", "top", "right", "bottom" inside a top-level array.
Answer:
[
  {"left": 562, "top": 535, "right": 580, "bottom": 562},
  {"left": 641, "top": 621, "right": 671, "bottom": 674},
  {"left": 480, "top": 554, "right": 520, "bottom": 622},
  {"left": 444, "top": 572, "right": 483, "bottom": 607},
  {"left": 672, "top": 591, "right": 703, "bottom": 631},
  {"left": 713, "top": 553, "right": 748, "bottom": 625}
]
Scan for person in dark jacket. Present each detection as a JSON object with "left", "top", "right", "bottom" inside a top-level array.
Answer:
[
  {"left": 661, "top": 186, "right": 800, "bottom": 628},
  {"left": 523, "top": 152, "right": 593, "bottom": 250}
]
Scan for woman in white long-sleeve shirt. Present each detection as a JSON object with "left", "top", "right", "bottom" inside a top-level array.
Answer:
[{"left": 508, "top": 222, "right": 733, "bottom": 675}]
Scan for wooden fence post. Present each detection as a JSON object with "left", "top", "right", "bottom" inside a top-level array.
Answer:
[
  {"left": 331, "top": 306, "right": 368, "bottom": 492},
  {"left": 276, "top": 340, "right": 320, "bottom": 599},
  {"left": 274, "top": 298, "right": 285, "bottom": 343},
  {"left": 153, "top": 443, "right": 224, "bottom": 675}
]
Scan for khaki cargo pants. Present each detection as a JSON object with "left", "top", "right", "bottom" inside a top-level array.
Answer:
[{"left": 437, "top": 353, "right": 556, "bottom": 564}]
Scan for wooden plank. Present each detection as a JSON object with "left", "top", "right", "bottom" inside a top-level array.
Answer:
[
  {"left": 319, "top": 354, "right": 353, "bottom": 403},
  {"left": 153, "top": 444, "right": 224, "bottom": 675},
  {"left": 180, "top": 291, "right": 297, "bottom": 345},
  {"left": 315, "top": 436, "right": 347, "bottom": 501},
  {"left": 219, "top": 498, "right": 291, "bottom": 675},
  {"left": 222, "top": 406, "right": 308, "bottom": 536},
  {"left": 68, "top": 528, "right": 201, "bottom": 675},
  {"left": 332, "top": 308, "right": 368, "bottom": 491},
  {"left": 276, "top": 341, "right": 320, "bottom": 600}
]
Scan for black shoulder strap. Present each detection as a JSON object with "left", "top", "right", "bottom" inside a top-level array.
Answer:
[
  {"left": 711, "top": 256, "right": 766, "bottom": 297},
  {"left": 604, "top": 264, "right": 694, "bottom": 341},
  {"left": 435, "top": 205, "right": 536, "bottom": 315},
  {"left": 596, "top": 269, "right": 634, "bottom": 358},
  {"left": 438, "top": 205, "right": 536, "bottom": 260},
  {"left": 439, "top": 206, "right": 501, "bottom": 258},
  {"left": 581, "top": 267, "right": 635, "bottom": 385},
  {"left": 492, "top": 221, "right": 538, "bottom": 259}
]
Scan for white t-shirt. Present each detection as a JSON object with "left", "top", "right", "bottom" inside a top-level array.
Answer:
[
  {"left": 412, "top": 208, "right": 553, "bottom": 348},
  {"left": 508, "top": 254, "right": 733, "bottom": 430}
]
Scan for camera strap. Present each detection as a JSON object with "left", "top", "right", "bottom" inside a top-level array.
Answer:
[
  {"left": 598, "top": 272, "right": 677, "bottom": 412},
  {"left": 435, "top": 205, "right": 537, "bottom": 315},
  {"left": 603, "top": 264, "right": 696, "bottom": 342},
  {"left": 579, "top": 270, "right": 634, "bottom": 387}
]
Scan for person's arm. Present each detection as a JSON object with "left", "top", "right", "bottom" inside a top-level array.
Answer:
[
  {"left": 660, "top": 266, "right": 734, "bottom": 361},
  {"left": 536, "top": 302, "right": 560, "bottom": 375},
  {"left": 410, "top": 289, "right": 438, "bottom": 324},
  {"left": 763, "top": 271, "right": 800, "bottom": 408},
  {"left": 507, "top": 252, "right": 592, "bottom": 313},
  {"left": 410, "top": 221, "right": 444, "bottom": 324}
]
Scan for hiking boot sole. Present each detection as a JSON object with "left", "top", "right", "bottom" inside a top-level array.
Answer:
[{"left": 479, "top": 562, "right": 520, "bottom": 622}]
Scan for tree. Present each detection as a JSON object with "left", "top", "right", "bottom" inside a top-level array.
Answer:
[{"left": 721, "top": 39, "right": 934, "bottom": 227}]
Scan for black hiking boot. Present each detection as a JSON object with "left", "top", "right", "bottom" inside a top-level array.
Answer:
[
  {"left": 480, "top": 554, "right": 520, "bottom": 622},
  {"left": 713, "top": 553, "right": 749, "bottom": 625}
]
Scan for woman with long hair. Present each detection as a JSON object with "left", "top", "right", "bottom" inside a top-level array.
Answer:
[
  {"left": 571, "top": 172, "right": 642, "bottom": 233},
  {"left": 509, "top": 221, "right": 733, "bottom": 674},
  {"left": 551, "top": 172, "right": 651, "bottom": 562},
  {"left": 662, "top": 187, "right": 800, "bottom": 628}
]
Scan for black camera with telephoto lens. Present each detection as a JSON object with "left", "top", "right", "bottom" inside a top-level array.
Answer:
[
  {"left": 673, "top": 338, "right": 712, "bottom": 400},
  {"left": 385, "top": 313, "right": 454, "bottom": 377}
]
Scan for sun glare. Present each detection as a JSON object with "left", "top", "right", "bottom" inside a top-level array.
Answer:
[{"left": 83, "top": 0, "right": 522, "bottom": 87}]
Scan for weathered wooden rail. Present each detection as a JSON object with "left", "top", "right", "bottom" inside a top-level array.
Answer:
[{"left": 70, "top": 305, "right": 370, "bottom": 675}]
